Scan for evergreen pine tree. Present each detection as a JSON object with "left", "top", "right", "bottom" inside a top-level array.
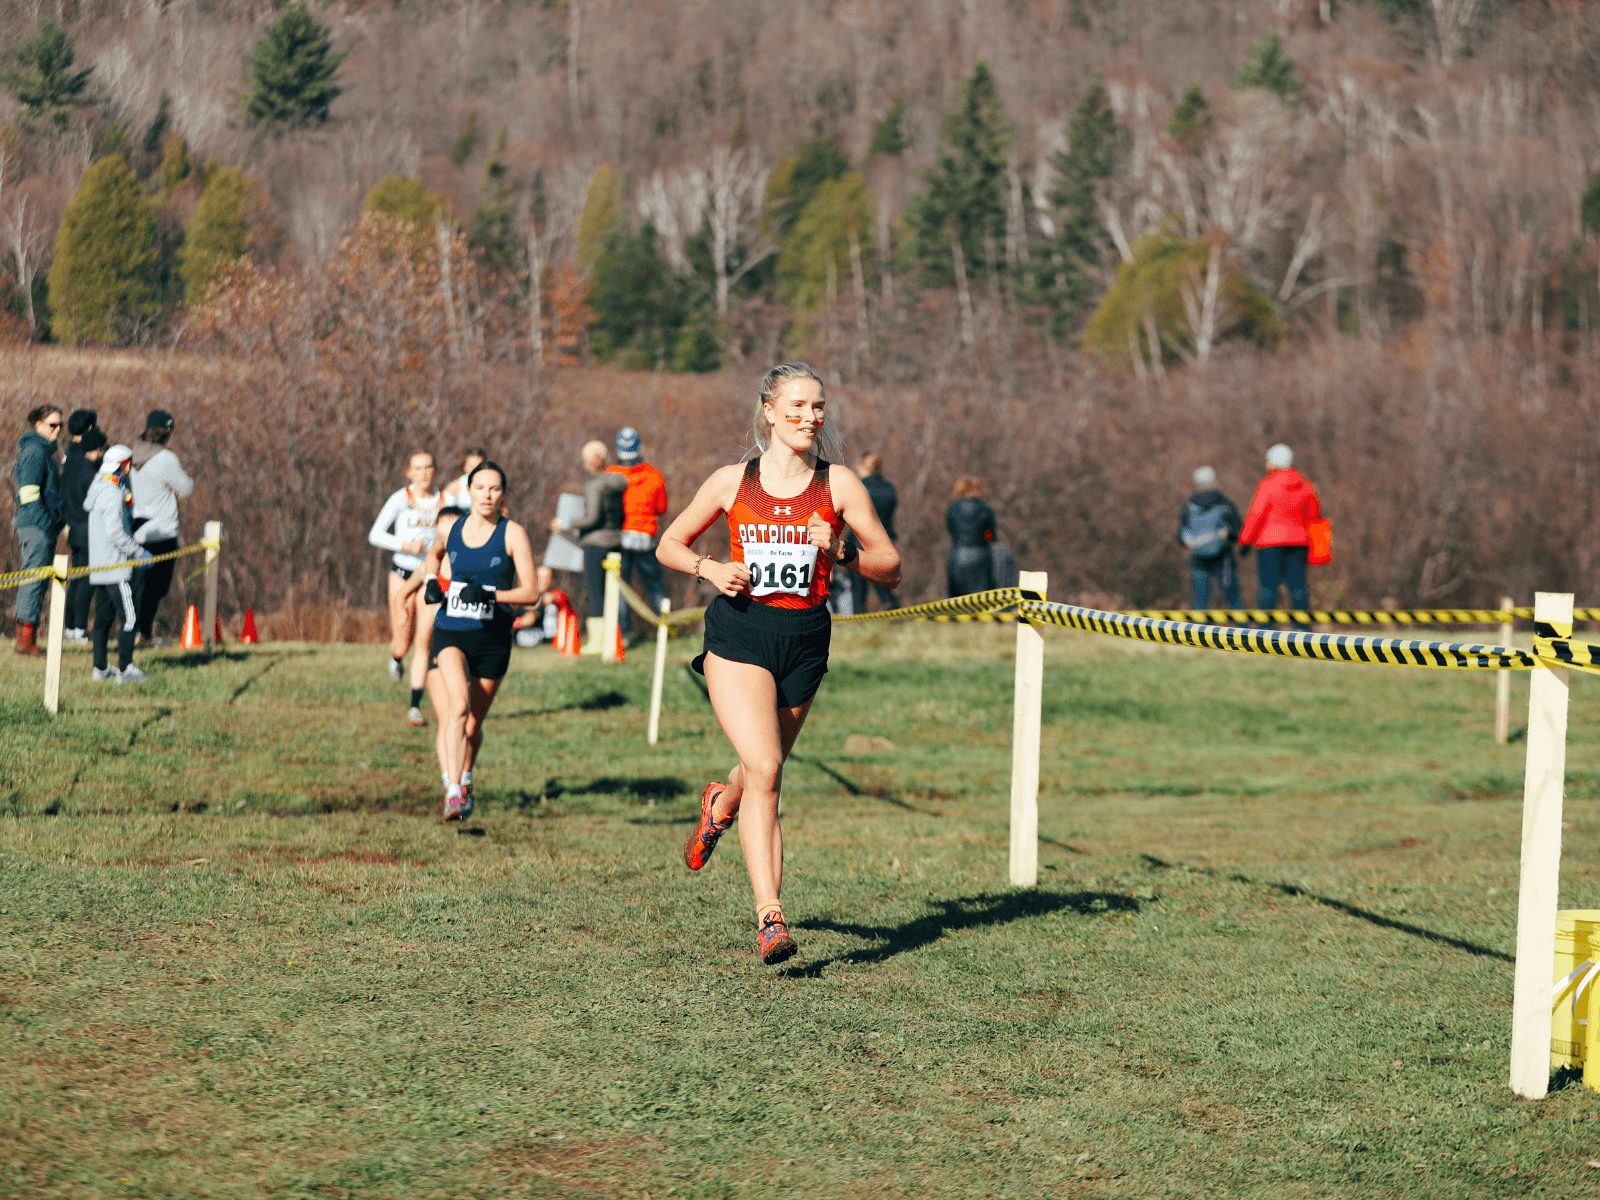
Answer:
[
  {"left": 1584, "top": 170, "right": 1600, "bottom": 238},
  {"left": 0, "top": 19, "right": 93, "bottom": 128},
  {"left": 363, "top": 176, "right": 452, "bottom": 235},
  {"left": 244, "top": 5, "right": 346, "bottom": 128},
  {"left": 450, "top": 113, "right": 479, "bottom": 168},
  {"left": 180, "top": 166, "right": 253, "bottom": 306},
  {"left": 142, "top": 93, "right": 172, "bottom": 158},
  {"left": 761, "top": 128, "right": 851, "bottom": 243},
  {"left": 904, "top": 60, "right": 1012, "bottom": 287},
  {"left": 468, "top": 127, "right": 517, "bottom": 275},
  {"left": 776, "top": 173, "right": 875, "bottom": 312},
  {"left": 156, "top": 133, "right": 193, "bottom": 194},
  {"left": 575, "top": 165, "right": 623, "bottom": 267},
  {"left": 1042, "top": 78, "right": 1121, "bottom": 324},
  {"left": 47, "top": 154, "right": 158, "bottom": 343},
  {"left": 1232, "top": 34, "right": 1302, "bottom": 108},
  {"left": 1167, "top": 81, "right": 1212, "bottom": 141},
  {"left": 589, "top": 223, "right": 682, "bottom": 368},
  {"left": 869, "top": 96, "right": 910, "bottom": 159}
]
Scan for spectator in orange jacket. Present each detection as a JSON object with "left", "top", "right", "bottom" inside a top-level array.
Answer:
[
  {"left": 1238, "top": 443, "right": 1321, "bottom": 629},
  {"left": 610, "top": 427, "right": 668, "bottom": 639}
]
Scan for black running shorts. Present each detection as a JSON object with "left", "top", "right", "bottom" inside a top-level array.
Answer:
[
  {"left": 392, "top": 566, "right": 414, "bottom": 581},
  {"left": 692, "top": 595, "right": 831, "bottom": 708},
  {"left": 430, "top": 624, "right": 512, "bottom": 681}
]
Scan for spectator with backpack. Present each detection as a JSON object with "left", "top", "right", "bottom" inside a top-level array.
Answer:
[
  {"left": 1177, "top": 466, "right": 1244, "bottom": 612},
  {"left": 1238, "top": 444, "right": 1323, "bottom": 630}
]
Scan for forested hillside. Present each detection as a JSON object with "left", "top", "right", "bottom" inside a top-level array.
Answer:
[{"left": 2, "top": 0, "right": 1599, "bottom": 615}]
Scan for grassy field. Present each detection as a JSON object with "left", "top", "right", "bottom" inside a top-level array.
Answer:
[{"left": 4, "top": 622, "right": 1600, "bottom": 1198}]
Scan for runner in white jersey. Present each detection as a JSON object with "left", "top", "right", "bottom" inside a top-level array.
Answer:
[
  {"left": 442, "top": 447, "right": 486, "bottom": 512},
  {"left": 369, "top": 451, "right": 445, "bottom": 724}
]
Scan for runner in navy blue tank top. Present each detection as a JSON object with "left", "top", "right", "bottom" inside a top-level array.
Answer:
[{"left": 399, "top": 461, "right": 542, "bottom": 821}]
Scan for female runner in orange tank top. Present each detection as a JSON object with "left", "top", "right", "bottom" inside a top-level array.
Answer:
[{"left": 656, "top": 363, "right": 900, "bottom": 965}]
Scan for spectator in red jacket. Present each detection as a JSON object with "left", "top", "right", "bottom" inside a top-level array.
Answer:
[
  {"left": 609, "top": 427, "right": 668, "bottom": 640},
  {"left": 1238, "top": 444, "right": 1321, "bottom": 629}
]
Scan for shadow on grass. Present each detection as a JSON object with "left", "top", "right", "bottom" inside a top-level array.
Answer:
[
  {"left": 787, "top": 755, "right": 937, "bottom": 815},
  {"left": 1141, "top": 853, "right": 1513, "bottom": 962},
  {"left": 783, "top": 888, "right": 1139, "bottom": 977},
  {"left": 501, "top": 690, "right": 630, "bottom": 718},
  {"left": 498, "top": 775, "right": 692, "bottom": 810},
  {"left": 229, "top": 653, "right": 295, "bottom": 703}
]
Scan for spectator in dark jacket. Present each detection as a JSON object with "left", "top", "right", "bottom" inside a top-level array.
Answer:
[
  {"left": 1238, "top": 443, "right": 1322, "bottom": 630},
  {"left": 848, "top": 453, "right": 899, "bottom": 613},
  {"left": 12, "top": 404, "right": 62, "bottom": 657},
  {"left": 1177, "top": 466, "right": 1244, "bottom": 612},
  {"left": 62, "top": 428, "right": 107, "bottom": 640},
  {"left": 549, "top": 440, "right": 627, "bottom": 623},
  {"left": 946, "top": 476, "right": 997, "bottom": 597}
]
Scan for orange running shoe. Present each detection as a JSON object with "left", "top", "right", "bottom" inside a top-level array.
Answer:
[
  {"left": 684, "top": 782, "right": 734, "bottom": 870},
  {"left": 756, "top": 911, "right": 797, "bottom": 965}
]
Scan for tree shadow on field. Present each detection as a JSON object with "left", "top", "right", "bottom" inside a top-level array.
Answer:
[
  {"left": 1140, "top": 854, "right": 1513, "bottom": 962},
  {"left": 501, "top": 690, "right": 630, "bottom": 718},
  {"left": 787, "top": 755, "right": 935, "bottom": 815},
  {"left": 782, "top": 888, "right": 1140, "bottom": 977},
  {"left": 498, "top": 774, "right": 692, "bottom": 811}
]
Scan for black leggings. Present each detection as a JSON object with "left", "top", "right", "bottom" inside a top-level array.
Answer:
[
  {"left": 133, "top": 536, "right": 178, "bottom": 638},
  {"left": 66, "top": 545, "right": 91, "bottom": 629},
  {"left": 92, "top": 581, "right": 137, "bottom": 671}
]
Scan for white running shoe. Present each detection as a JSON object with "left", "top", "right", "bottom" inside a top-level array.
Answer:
[
  {"left": 118, "top": 664, "right": 148, "bottom": 683},
  {"left": 65, "top": 628, "right": 86, "bottom": 642},
  {"left": 91, "top": 666, "right": 116, "bottom": 681},
  {"left": 388, "top": 657, "right": 403, "bottom": 682}
]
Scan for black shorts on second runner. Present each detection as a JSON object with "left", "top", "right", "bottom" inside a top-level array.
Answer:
[
  {"left": 430, "top": 625, "right": 512, "bottom": 680},
  {"left": 692, "top": 594, "right": 831, "bottom": 708}
]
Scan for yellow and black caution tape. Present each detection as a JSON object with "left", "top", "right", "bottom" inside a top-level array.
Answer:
[
  {"left": 1127, "top": 608, "right": 1600, "bottom": 625},
  {"left": 1017, "top": 600, "right": 1553, "bottom": 671},
  {"left": 832, "top": 587, "right": 1025, "bottom": 623},
  {"left": 1534, "top": 621, "right": 1600, "bottom": 676},
  {"left": 0, "top": 538, "right": 214, "bottom": 592}
]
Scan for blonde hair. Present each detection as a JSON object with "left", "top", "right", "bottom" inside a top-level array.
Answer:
[
  {"left": 858, "top": 452, "right": 883, "bottom": 476},
  {"left": 952, "top": 476, "right": 987, "bottom": 499},
  {"left": 751, "top": 362, "right": 844, "bottom": 463}
]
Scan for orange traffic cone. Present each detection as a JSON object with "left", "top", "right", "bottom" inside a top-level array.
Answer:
[
  {"left": 614, "top": 621, "right": 626, "bottom": 663},
  {"left": 560, "top": 609, "right": 581, "bottom": 656},
  {"left": 213, "top": 614, "right": 225, "bottom": 644},
  {"left": 180, "top": 605, "right": 203, "bottom": 649},
  {"left": 240, "top": 607, "right": 259, "bottom": 644}
]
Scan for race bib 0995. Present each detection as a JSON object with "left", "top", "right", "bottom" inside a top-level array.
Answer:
[{"left": 445, "top": 579, "right": 495, "bottom": 622}]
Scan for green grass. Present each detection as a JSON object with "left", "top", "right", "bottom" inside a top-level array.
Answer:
[{"left": 4, "top": 624, "right": 1600, "bottom": 1198}]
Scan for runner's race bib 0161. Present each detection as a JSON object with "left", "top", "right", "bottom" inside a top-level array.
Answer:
[
  {"left": 445, "top": 579, "right": 496, "bottom": 622},
  {"left": 745, "top": 541, "right": 820, "bottom": 598}
]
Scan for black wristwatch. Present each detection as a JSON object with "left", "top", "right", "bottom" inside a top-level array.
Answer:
[{"left": 837, "top": 540, "right": 859, "bottom": 566}]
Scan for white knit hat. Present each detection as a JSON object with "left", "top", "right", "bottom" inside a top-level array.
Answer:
[
  {"left": 1266, "top": 444, "right": 1293, "bottom": 470},
  {"left": 103, "top": 444, "right": 133, "bottom": 471}
]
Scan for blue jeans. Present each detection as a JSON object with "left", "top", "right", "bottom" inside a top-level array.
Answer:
[
  {"left": 13, "top": 525, "right": 51, "bottom": 624},
  {"left": 1190, "top": 553, "right": 1242, "bottom": 611},
  {"left": 1255, "top": 545, "right": 1310, "bottom": 628},
  {"left": 618, "top": 544, "right": 667, "bottom": 637}
]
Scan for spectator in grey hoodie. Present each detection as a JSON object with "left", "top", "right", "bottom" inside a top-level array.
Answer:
[
  {"left": 129, "top": 409, "right": 194, "bottom": 644},
  {"left": 86, "top": 445, "right": 152, "bottom": 682},
  {"left": 12, "top": 404, "right": 62, "bottom": 657},
  {"left": 548, "top": 440, "right": 626, "bottom": 623}
]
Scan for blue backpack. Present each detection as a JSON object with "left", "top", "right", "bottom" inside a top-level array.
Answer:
[{"left": 1183, "top": 500, "right": 1231, "bottom": 559}]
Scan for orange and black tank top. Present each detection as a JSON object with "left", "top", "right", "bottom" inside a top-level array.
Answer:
[{"left": 727, "top": 458, "right": 843, "bottom": 610}]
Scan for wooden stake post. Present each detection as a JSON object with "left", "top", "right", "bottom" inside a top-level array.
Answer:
[
  {"left": 648, "top": 598, "right": 670, "bottom": 745},
  {"left": 1495, "top": 595, "right": 1513, "bottom": 746},
  {"left": 202, "top": 521, "right": 221, "bottom": 653},
  {"left": 43, "top": 553, "right": 68, "bottom": 714},
  {"left": 1009, "top": 571, "right": 1047, "bottom": 887},
  {"left": 601, "top": 552, "right": 622, "bottom": 664},
  {"left": 1509, "top": 591, "right": 1573, "bottom": 1099}
]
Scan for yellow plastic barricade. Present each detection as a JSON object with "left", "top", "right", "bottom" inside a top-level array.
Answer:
[{"left": 1551, "top": 910, "right": 1600, "bottom": 1068}]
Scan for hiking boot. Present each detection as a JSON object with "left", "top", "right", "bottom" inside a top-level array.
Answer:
[
  {"left": 684, "top": 782, "right": 734, "bottom": 870},
  {"left": 12, "top": 622, "right": 43, "bottom": 657},
  {"left": 757, "top": 912, "right": 797, "bottom": 966}
]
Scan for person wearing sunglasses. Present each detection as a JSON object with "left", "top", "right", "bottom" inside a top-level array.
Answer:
[{"left": 12, "top": 404, "right": 63, "bottom": 657}]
